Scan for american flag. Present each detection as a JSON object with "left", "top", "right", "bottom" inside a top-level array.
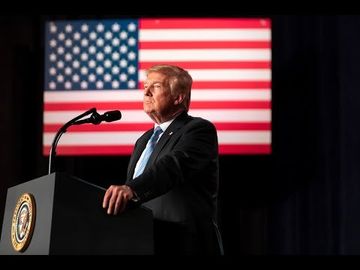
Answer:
[{"left": 43, "top": 18, "right": 271, "bottom": 156}]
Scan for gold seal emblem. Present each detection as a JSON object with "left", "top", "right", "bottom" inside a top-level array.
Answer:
[{"left": 11, "top": 193, "right": 36, "bottom": 252}]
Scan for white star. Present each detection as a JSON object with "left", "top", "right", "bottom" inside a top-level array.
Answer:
[
  {"left": 96, "top": 80, "right": 104, "bottom": 89},
  {"left": 128, "top": 51, "right": 136, "bottom": 60},
  {"left": 80, "top": 81, "right": 88, "bottom": 89},
  {"left": 73, "top": 32, "right": 81, "bottom": 40},
  {"left": 120, "top": 45, "right": 128, "bottom": 53},
  {"left": 58, "top": 32, "right": 65, "bottom": 41},
  {"left": 49, "top": 39, "right": 57, "bottom": 47},
  {"left": 104, "top": 60, "right": 112, "bottom": 68},
  {"left": 96, "top": 52, "right": 104, "bottom": 61},
  {"left": 64, "top": 81, "right": 72, "bottom": 89},
  {"left": 65, "top": 67, "right": 72, "bottom": 75},
  {"left": 96, "top": 66, "right": 104, "bottom": 75},
  {"left": 120, "top": 59, "right": 128, "bottom": 68},
  {"left": 65, "top": 53, "right": 72, "bottom": 61},
  {"left": 81, "top": 38, "right": 89, "bottom": 47},
  {"left": 112, "top": 80, "right": 120, "bottom": 88},
  {"left": 72, "top": 74, "right": 80, "bottom": 82},
  {"left": 49, "top": 23, "right": 57, "bottom": 33},
  {"left": 96, "top": 38, "right": 104, "bottom": 47},
  {"left": 104, "top": 74, "right": 112, "bottom": 82},
  {"left": 81, "top": 24, "right": 89, "bottom": 33},
  {"left": 65, "top": 24, "right": 73, "bottom": 33},
  {"left": 89, "top": 32, "right": 97, "bottom": 40},
  {"left": 104, "top": 45, "right": 112, "bottom": 54},
  {"left": 128, "top": 37, "right": 136, "bottom": 46},
  {"left": 88, "top": 74, "right": 96, "bottom": 82},
  {"left": 49, "top": 67, "right": 56, "bottom": 75},
  {"left": 128, "top": 23, "right": 137, "bottom": 32},
  {"left": 73, "top": 46, "right": 80, "bottom": 54},
  {"left": 49, "top": 81, "right": 56, "bottom": 89},
  {"left": 105, "top": 31, "right": 113, "bottom": 40},
  {"left": 72, "top": 60, "right": 80, "bottom": 69},
  {"left": 128, "top": 80, "right": 136, "bottom": 88},
  {"left": 112, "top": 66, "right": 120, "bottom": 74},
  {"left": 89, "top": 60, "right": 96, "bottom": 68},
  {"left": 81, "top": 67, "right": 88, "bottom": 75},
  {"left": 112, "top": 23, "right": 120, "bottom": 32},
  {"left": 96, "top": 23, "right": 105, "bottom": 32},
  {"left": 57, "top": 74, "right": 64, "bottom": 82},
  {"left": 57, "top": 47, "right": 65, "bottom": 55},
  {"left": 112, "top": 38, "right": 120, "bottom": 47},
  {"left": 128, "top": 65, "right": 136, "bottom": 74},
  {"left": 112, "top": 52, "right": 120, "bottom": 61},
  {"left": 120, "top": 73, "right": 127, "bottom": 82},
  {"left": 81, "top": 53, "right": 89, "bottom": 61},
  {"left": 120, "top": 31, "right": 128, "bottom": 40},
  {"left": 49, "top": 53, "right": 57, "bottom": 62},
  {"left": 88, "top": 45, "right": 96, "bottom": 54},
  {"left": 57, "top": 61, "right": 64, "bottom": 69},
  {"left": 65, "top": 39, "right": 72, "bottom": 47}
]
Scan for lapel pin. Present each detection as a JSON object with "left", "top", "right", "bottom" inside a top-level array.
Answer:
[{"left": 168, "top": 132, "right": 173, "bottom": 136}]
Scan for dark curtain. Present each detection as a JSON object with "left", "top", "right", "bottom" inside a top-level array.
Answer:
[{"left": 1, "top": 15, "right": 360, "bottom": 255}]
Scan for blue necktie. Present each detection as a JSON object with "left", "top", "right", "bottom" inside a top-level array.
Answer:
[{"left": 133, "top": 126, "right": 163, "bottom": 178}]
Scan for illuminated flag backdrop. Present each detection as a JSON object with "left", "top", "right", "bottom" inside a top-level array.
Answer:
[{"left": 43, "top": 18, "right": 271, "bottom": 156}]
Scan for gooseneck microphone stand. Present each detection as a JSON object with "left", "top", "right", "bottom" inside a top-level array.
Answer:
[{"left": 48, "top": 107, "right": 96, "bottom": 174}]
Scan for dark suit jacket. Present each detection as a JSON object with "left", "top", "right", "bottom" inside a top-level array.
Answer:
[{"left": 126, "top": 111, "right": 221, "bottom": 254}]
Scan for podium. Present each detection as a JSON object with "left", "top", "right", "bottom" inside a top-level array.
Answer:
[{"left": 0, "top": 173, "right": 153, "bottom": 255}]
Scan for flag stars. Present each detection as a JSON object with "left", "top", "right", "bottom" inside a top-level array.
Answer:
[
  {"left": 81, "top": 67, "right": 88, "bottom": 75},
  {"left": 104, "top": 45, "right": 112, "bottom": 54},
  {"left": 96, "top": 80, "right": 104, "bottom": 89},
  {"left": 49, "top": 81, "right": 56, "bottom": 89},
  {"left": 49, "top": 53, "right": 57, "bottom": 62},
  {"left": 58, "top": 32, "right": 65, "bottom": 41},
  {"left": 128, "top": 23, "right": 136, "bottom": 32},
  {"left": 112, "top": 80, "right": 120, "bottom": 88},
  {"left": 72, "top": 74, "right": 80, "bottom": 82},
  {"left": 120, "top": 31, "right": 128, "bottom": 40},
  {"left": 57, "top": 47, "right": 65, "bottom": 55},
  {"left": 88, "top": 74, "right": 96, "bottom": 82},
  {"left": 73, "top": 32, "right": 81, "bottom": 40},
  {"left": 96, "top": 23, "right": 105, "bottom": 33},
  {"left": 49, "top": 23, "right": 57, "bottom": 33},
  {"left": 112, "top": 66, "right": 120, "bottom": 74},
  {"left": 105, "top": 31, "right": 113, "bottom": 40},
  {"left": 120, "top": 45, "right": 128, "bottom": 54},
  {"left": 57, "top": 61, "right": 64, "bottom": 69},
  {"left": 104, "top": 59, "right": 112, "bottom": 68},
  {"left": 81, "top": 53, "right": 89, "bottom": 61},
  {"left": 65, "top": 39, "right": 72, "bottom": 47},
  {"left": 81, "top": 38, "right": 89, "bottom": 47},
  {"left": 65, "top": 53, "right": 72, "bottom": 61},
  {"left": 128, "top": 37, "right": 136, "bottom": 46},
  {"left": 65, "top": 67, "right": 72, "bottom": 75},
  {"left": 128, "top": 51, "right": 136, "bottom": 60},
  {"left": 81, "top": 24, "right": 89, "bottom": 33},
  {"left": 80, "top": 81, "right": 88, "bottom": 89},
  {"left": 112, "top": 23, "right": 120, "bottom": 32},
  {"left": 64, "top": 81, "right": 72, "bottom": 89},
  {"left": 89, "top": 32, "right": 97, "bottom": 40},
  {"left": 120, "top": 73, "right": 127, "bottom": 82},
  {"left": 72, "top": 60, "right": 80, "bottom": 69},
  {"left": 120, "top": 59, "right": 128, "bottom": 68},
  {"left": 104, "top": 74, "right": 112, "bottom": 82},
  {"left": 49, "top": 67, "right": 56, "bottom": 75},
  {"left": 128, "top": 65, "right": 136, "bottom": 74},
  {"left": 89, "top": 60, "right": 96, "bottom": 68},
  {"left": 65, "top": 24, "right": 73, "bottom": 33},
  {"left": 96, "top": 38, "right": 104, "bottom": 47},
  {"left": 96, "top": 52, "right": 104, "bottom": 61},
  {"left": 112, "top": 38, "right": 120, "bottom": 46},
  {"left": 96, "top": 66, "right": 104, "bottom": 75},
  {"left": 128, "top": 80, "right": 136, "bottom": 88},
  {"left": 73, "top": 46, "right": 80, "bottom": 54},
  {"left": 89, "top": 45, "right": 96, "bottom": 54},
  {"left": 112, "top": 52, "right": 120, "bottom": 61},
  {"left": 50, "top": 39, "right": 57, "bottom": 47},
  {"left": 57, "top": 74, "right": 64, "bottom": 83}
]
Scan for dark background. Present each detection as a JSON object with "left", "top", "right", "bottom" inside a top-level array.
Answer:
[{"left": 1, "top": 14, "right": 360, "bottom": 255}]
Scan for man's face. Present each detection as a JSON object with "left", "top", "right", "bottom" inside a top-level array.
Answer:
[{"left": 143, "top": 71, "right": 175, "bottom": 122}]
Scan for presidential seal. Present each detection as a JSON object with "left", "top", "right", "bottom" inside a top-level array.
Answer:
[{"left": 11, "top": 193, "right": 36, "bottom": 252}]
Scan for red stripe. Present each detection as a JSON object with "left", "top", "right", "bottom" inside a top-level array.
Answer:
[
  {"left": 139, "top": 41, "right": 270, "bottom": 49},
  {"left": 140, "top": 18, "right": 271, "bottom": 29},
  {"left": 44, "top": 101, "right": 270, "bottom": 111},
  {"left": 219, "top": 144, "right": 271, "bottom": 154},
  {"left": 43, "top": 144, "right": 271, "bottom": 156},
  {"left": 44, "top": 122, "right": 271, "bottom": 133},
  {"left": 139, "top": 61, "right": 271, "bottom": 69},
  {"left": 43, "top": 145, "right": 134, "bottom": 156},
  {"left": 139, "top": 81, "right": 271, "bottom": 89}
]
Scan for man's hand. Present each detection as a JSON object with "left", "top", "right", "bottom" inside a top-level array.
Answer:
[{"left": 102, "top": 185, "right": 134, "bottom": 215}]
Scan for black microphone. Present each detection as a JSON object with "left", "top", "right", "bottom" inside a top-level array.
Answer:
[{"left": 74, "top": 110, "right": 122, "bottom": 125}]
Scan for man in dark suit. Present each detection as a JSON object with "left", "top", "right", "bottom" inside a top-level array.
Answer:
[{"left": 102, "top": 64, "right": 223, "bottom": 255}]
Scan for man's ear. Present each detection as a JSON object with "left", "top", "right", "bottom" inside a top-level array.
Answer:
[{"left": 174, "top": 94, "right": 185, "bottom": 105}]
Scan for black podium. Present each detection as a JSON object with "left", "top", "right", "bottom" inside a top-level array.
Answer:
[{"left": 0, "top": 173, "right": 153, "bottom": 255}]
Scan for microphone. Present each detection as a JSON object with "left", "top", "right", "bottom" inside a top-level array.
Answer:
[{"left": 73, "top": 110, "right": 122, "bottom": 125}]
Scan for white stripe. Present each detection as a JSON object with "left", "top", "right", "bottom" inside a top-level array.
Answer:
[
  {"left": 44, "top": 90, "right": 143, "bottom": 102},
  {"left": 139, "top": 69, "right": 271, "bottom": 81},
  {"left": 43, "top": 130, "right": 270, "bottom": 146},
  {"left": 44, "top": 109, "right": 271, "bottom": 124},
  {"left": 139, "top": 29, "right": 271, "bottom": 41},
  {"left": 139, "top": 49, "right": 271, "bottom": 61},
  {"left": 44, "top": 89, "right": 271, "bottom": 103}
]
